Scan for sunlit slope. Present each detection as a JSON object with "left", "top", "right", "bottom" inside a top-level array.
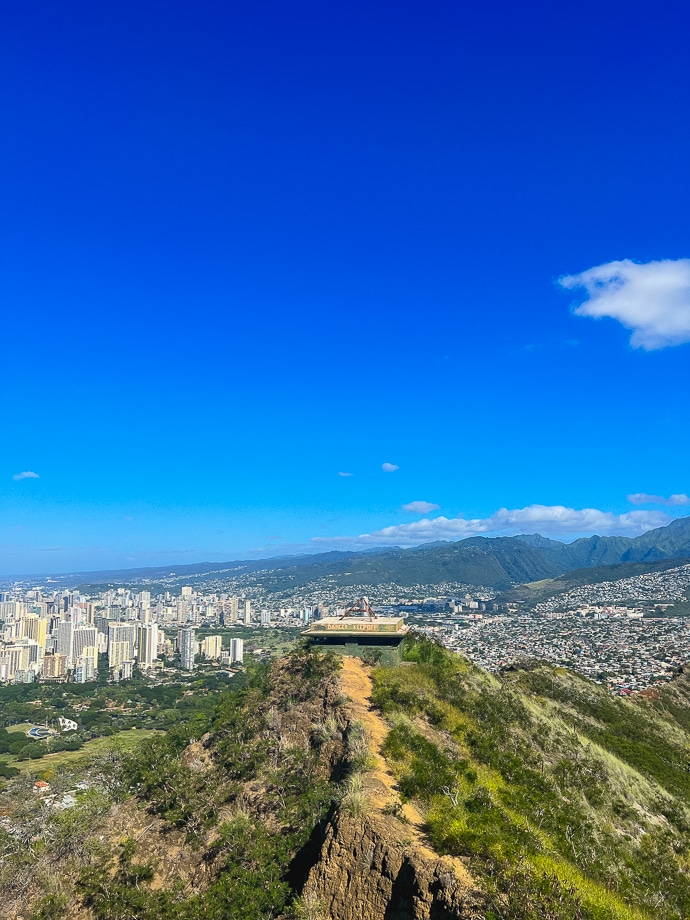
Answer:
[{"left": 373, "top": 636, "right": 690, "bottom": 920}]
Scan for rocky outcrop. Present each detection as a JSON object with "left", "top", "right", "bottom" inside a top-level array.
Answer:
[{"left": 302, "top": 811, "right": 485, "bottom": 920}]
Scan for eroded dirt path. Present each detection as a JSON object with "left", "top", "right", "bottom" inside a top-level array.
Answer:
[{"left": 339, "top": 656, "right": 474, "bottom": 886}]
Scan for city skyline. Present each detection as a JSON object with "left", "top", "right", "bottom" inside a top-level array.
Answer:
[{"left": 2, "top": 1, "right": 689, "bottom": 574}]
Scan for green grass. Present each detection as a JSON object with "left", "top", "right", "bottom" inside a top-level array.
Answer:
[
  {"left": 7, "top": 729, "right": 162, "bottom": 774},
  {"left": 371, "top": 634, "right": 690, "bottom": 920},
  {"left": 6, "top": 723, "right": 37, "bottom": 733}
]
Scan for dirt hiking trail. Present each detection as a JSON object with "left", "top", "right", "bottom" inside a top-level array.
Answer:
[{"left": 339, "top": 656, "right": 474, "bottom": 886}]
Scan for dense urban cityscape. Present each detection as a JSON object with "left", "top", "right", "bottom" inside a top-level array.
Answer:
[
  {"left": 533, "top": 562, "right": 690, "bottom": 612},
  {"left": 0, "top": 586, "right": 271, "bottom": 685},
  {"left": 0, "top": 559, "right": 688, "bottom": 695}
]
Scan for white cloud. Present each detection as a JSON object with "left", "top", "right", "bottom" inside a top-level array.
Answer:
[
  {"left": 382, "top": 462, "right": 399, "bottom": 472},
  {"left": 12, "top": 471, "right": 40, "bottom": 481},
  {"left": 312, "top": 504, "right": 671, "bottom": 549},
  {"left": 560, "top": 258, "right": 690, "bottom": 349},
  {"left": 628, "top": 492, "right": 689, "bottom": 506},
  {"left": 402, "top": 501, "right": 441, "bottom": 514},
  {"left": 338, "top": 471, "right": 354, "bottom": 477}
]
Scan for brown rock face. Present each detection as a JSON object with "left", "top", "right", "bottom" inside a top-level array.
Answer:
[{"left": 302, "top": 812, "right": 485, "bottom": 920}]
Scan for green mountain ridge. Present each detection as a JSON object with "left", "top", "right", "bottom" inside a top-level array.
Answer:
[
  {"left": 232, "top": 517, "right": 690, "bottom": 592},
  {"left": 516, "top": 517, "right": 690, "bottom": 569},
  {"left": 4, "top": 639, "right": 690, "bottom": 920},
  {"left": 7, "top": 516, "right": 690, "bottom": 592}
]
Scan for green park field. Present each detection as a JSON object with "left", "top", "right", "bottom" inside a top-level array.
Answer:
[{"left": 3, "top": 727, "right": 161, "bottom": 775}]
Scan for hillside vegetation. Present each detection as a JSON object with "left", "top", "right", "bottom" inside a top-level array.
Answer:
[
  {"left": 40, "top": 515, "right": 690, "bottom": 593},
  {"left": 373, "top": 636, "right": 690, "bottom": 919},
  {"left": 0, "top": 650, "right": 346, "bottom": 920},
  {"left": 3, "top": 643, "right": 690, "bottom": 920}
]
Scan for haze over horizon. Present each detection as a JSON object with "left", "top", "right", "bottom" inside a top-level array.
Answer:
[{"left": 2, "top": 1, "right": 689, "bottom": 575}]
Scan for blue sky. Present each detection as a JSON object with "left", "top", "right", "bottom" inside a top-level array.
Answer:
[{"left": 1, "top": 0, "right": 689, "bottom": 574}]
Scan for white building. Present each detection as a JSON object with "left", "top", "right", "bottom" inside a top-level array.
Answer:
[
  {"left": 74, "top": 655, "right": 96, "bottom": 683},
  {"left": 56, "top": 620, "right": 75, "bottom": 667},
  {"left": 179, "top": 627, "right": 196, "bottom": 670},
  {"left": 137, "top": 623, "right": 159, "bottom": 669},
  {"left": 73, "top": 627, "right": 98, "bottom": 669},
  {"left": 108, "top": 623, "right": 136, "bottom": 668}
]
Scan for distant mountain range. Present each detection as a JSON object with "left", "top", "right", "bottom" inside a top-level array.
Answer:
[
  {"left": 513, "top": 517, "right": 690, "bottom": 568},
  {"left": 7, "top": 515, "right": 690, "bottom": 592}
]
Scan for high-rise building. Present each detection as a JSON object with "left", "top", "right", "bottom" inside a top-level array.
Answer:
[
  {"left": 74, "top": 655, "right": 96, "bottom": 683},
  {"left": 224, "top": 596, "right": 239, "bottom": 625},
  {"left": 179, "top": 627, "right": 196, "bottom": 670},
  {"left": 56, "top": 620, "right": 75, "bottom": 667},
  {"left": 43, "top": 654, "right": 67, "bottom": 679},
  {"left": 17, "top": 639, "right": 43, "bottom": 669},
  {"left": 107, "top": 620, "right": 135, "bottom": 671},
  {"left": 243, "top": 600, "right": 251, "bottom": 625},
  {"left": 67, "top": 605, "right": 86, "bottom": 627},
  {"left": 108, "top": 622, "right": 136, "bottom": 653},
  {"left": 260, "top": 610, "right": 271, "bottom": 627},
  {"left": 109, "top": 640, "right": 131, "bottom": 669},
  {"left": 177, "top": 600, "right": 190, "bottom": 625},
  {"left": 20, "top": 614, "right": 48, "bottom": 649},
  {"left": 181, "top": 586, "right": 193, "bottom": 598},
  {"left": 0, "top": 601, "right": 24, "bottom": 621},
  {"left": 230, "top": 637, "right": 244, "bottom": 664},
  {"left": 73, "top": 627, "right": 98, "bottom": 669},
  {"left": 202, "top": 635, "right": 222, "bottom": 659},
  {"left": 137, "top": 623, "right": 159, "bottom": 669},
  {"left": 0, "top": 644, "right": 30, "bottom": 680}
]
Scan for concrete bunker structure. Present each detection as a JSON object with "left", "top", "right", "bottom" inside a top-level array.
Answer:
[{"left": 302, "top": 597, "right": 407, "bottom": 665}]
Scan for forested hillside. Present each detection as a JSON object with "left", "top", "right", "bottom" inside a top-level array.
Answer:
[{"left": 2, "top": 642, "right": 690, "bottom": 919}]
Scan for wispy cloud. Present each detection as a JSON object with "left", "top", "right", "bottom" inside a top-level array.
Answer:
[
  {"left": 628, "top": 492, "right": 689, "bottom": 506},
  {"left": 338, "top": 471, "right": 354, "bottom": 477},
  {"left": 312, "top": 504, "right": 671, "bottom": 549},
  {"left": 382, "top": 462, "right": 399, "bottom": 472},
  {"left": 402, "top": 500, "right": 440, "bottom": 514},
  {"left": 559, "top": 258, "right": 690, "bottom": 349},
  {"left": 13, "top": 471, "right": 40, "bottom": 481}
]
